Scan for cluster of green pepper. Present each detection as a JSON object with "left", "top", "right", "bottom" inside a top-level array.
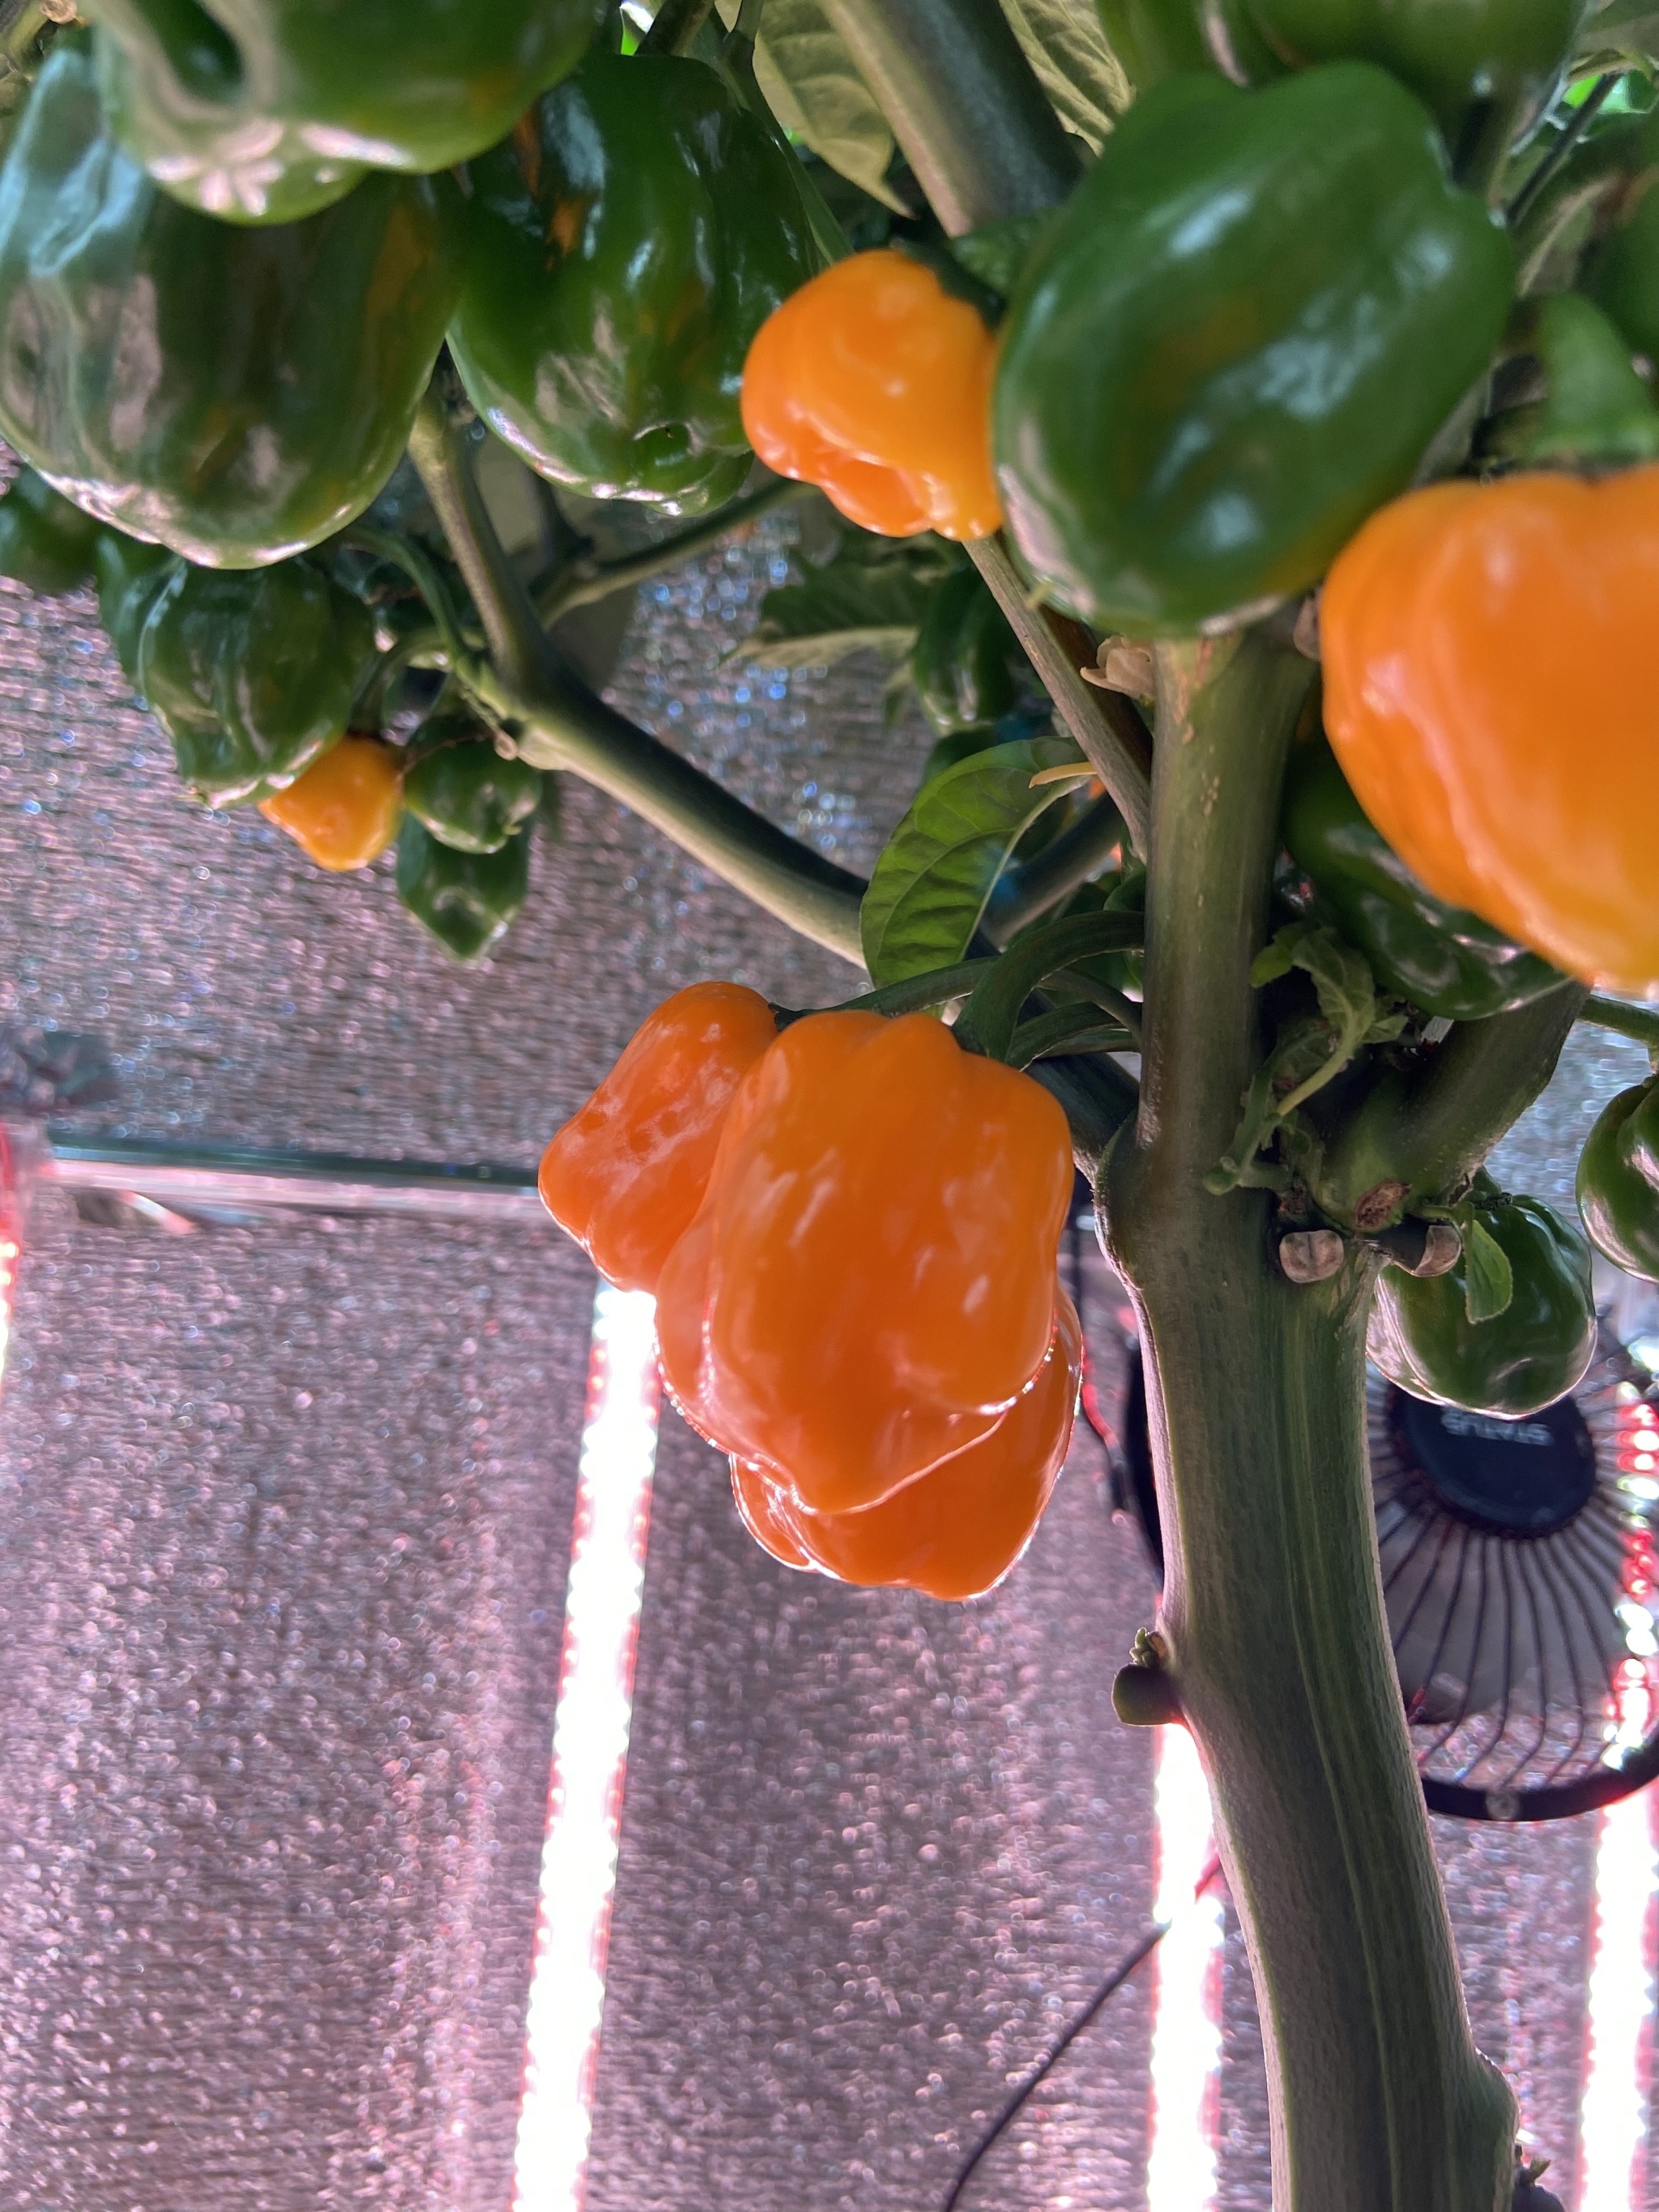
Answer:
[{"left": 0, "top": 2, "right": 821, "bottom": 956}]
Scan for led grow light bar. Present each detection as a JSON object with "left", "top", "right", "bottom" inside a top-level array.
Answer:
[{"left": 513, "top": 1284, "right": 662, "bottom": 2212}]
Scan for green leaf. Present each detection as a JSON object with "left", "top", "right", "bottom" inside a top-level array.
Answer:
[
  {"left": 998, "top": 0, "right": 1130, "bottom": 148},
  {"left": 717, "top": 0, "right": 906, "bottom": 207},
  {"left": 860, "top": 737, "right": 1085, "bottom": 984},
  {"left": 736, "top": 533, "right": 958, "bottom": 669},
  {"left": 1577, "top": 0, "right": 1659, "bottom": 69},
  {"left": 1461, "top": 1215, "right": 1516, "bottom": 1324}
]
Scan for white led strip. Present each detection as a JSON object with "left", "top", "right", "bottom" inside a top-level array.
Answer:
[
  {"left": 1146, "top": 1724, "right": 1224, "bottom": 2212},
  {"left": 513, "top": 1285, "right": 662, "bottom": 2212},
  {"left": 1578, "top": 1786, "right": 1657, "bottom": 2212}
]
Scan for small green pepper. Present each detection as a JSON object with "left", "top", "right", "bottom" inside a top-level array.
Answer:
[
  {"left": 84, "top": 0, "right": 599, "bottom": 223},
  {"left": 1094, "top": 0, "right": 1214, "bottom": 89},
  {"left": 993, "top": 64, "right": 1514, "bottom": 632},
  {"left": 402, "top": 717, "right": 544, "bottom": 855},
  {"left": 0, "top": 467, "right": 103, "bottom": 594},
  {"left": 1582, "top": 109, "right": 1659, "bottom": 366},
  {"left": 911, "top": 566, "right": 1026, "bottom": 737},
  {"left": 1214, "top": 0, "right": 1590, "bottom": 179},
  {"left": 1282, "top": 735, "right": 1564, "bottom": 1021},
  {"left": 450, "top": 49, "right": 813, "bottom": 513},
  {"left": 1577, "top": 1078, "right": 1659, "bottom": 1282},
  {"left": 1369, "top": 1192, "right": 1597, "bottom": 1418},
  {"left": 0, "top": 38, "right": 466, "bottom": 567},
  {"left": 93, "top": 528, "right": 179, "bottom": 684},
  {"left": 396, "top": 817, "right": 532, "bottom": 962},
  {"left": 135, "top": 556, "right": 378, "bottom": 804}
]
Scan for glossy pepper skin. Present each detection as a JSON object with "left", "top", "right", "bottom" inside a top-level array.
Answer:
[
  {"left": 395, "top": 817, "right": 532, "bottom": 965},
  {"left": 1583, "top": 109, "right": 1659, "bottom": 365},
  {"left": 993, "top": 65, "right": 1512, "bottom": 631},
  {"left": 451, "top": 51, "right": 812, "bottom": 514},
  {"left": 0, "top": 467, "right": 102, "bottom": 595},
  {"left": 402, "top": 718, "right": 544, "bottom": 856},
  {"left": 539, "top": 981, "right": 778, "bottom": 1296},
  {"left": 1577, "top": 1080, "right": 1659, "bottom": 1284},
  {"left": 655, "top": 1008, "right": 1073, "bottom": 1514},
  {"left": 911, "top": 565, "right": 1026, "bottom": 737},
  {"left": 1282, "top": 735, "right": 1563, "bottom": 1022},
  {"left": 1215, "top": 0, "right": 1590, "bottom": 178},
  {"left": 1369, "top": 1193, "right": 1597, "bottom": 1418},
  {"left": 135, "top": 556, "right": 377, "bottom": 805},
  {"left": 0, "top": 40, "right": 466, "bottom": 568},
  {"left": 259, "top": 734, "right": 402, "bottom": 871},
  {"left": 731, "top": 1285, "right": 1081, "bottom": 1600},
  {"left": 742, "top": 250, "right": 1004, "bottom": 541},
  {"left": 84, "top": 0, "right": 598, "bottom": 224},
  {"left": 1321, "top": 465, "right": 1659, "bottom": 993},
  {"left": 93, "top": 529, "right": 177, "bottom": 684}
]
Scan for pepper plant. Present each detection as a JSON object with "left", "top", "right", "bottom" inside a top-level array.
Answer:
[{"left": 1, "top": 0, "right": 1657, "bottom": 2205}]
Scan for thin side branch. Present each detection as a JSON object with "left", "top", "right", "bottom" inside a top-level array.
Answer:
[
  {"left": 535, "top": 477, "right": 813, "bottom": 624},
  {"left": 407, "top": 388, "right": 869, "bottom": 965},
  {"left": 970, "top": 537, "right": 1153, "bottom": 854},
  {"left": 1580, "top": 993, "right": 1659, "bottom": 1054}
]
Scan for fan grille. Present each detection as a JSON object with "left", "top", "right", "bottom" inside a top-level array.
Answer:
[{"left": 1371, "top": 1334, "right": 1659, "bottom": 1809}]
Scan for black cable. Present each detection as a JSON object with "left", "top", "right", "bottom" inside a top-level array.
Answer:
[{"left": 941, "top": 1853, "right": 1222, "bottom": 2212}]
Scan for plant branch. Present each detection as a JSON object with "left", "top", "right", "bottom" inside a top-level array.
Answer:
[
  {"left": 408, "top": 388, "right": 869, "bottom": 965},
  {"left": 341, "top": 522, "right": 471, "bottom": 667},
  {"left": 535, "top": 476, "right": 812, "bottom": 624},
  {"left": 1028, "top": 1052, "right": 1139, "bottom": 1175},
  {"left": 639, "top": 0, "right": 714, "bottom": 53},
  {"left": 986, "top": 790, "right": 1126, "bottom": 938},
  {"left": 970, "top": 537, "right": 1154, "bottom": 854},
  {"left": 1315, "top": 984, "right": 1588, "bottom": 1230},
  {"left": 1581, "top": 992, "right": 1659, "bottom": 1053},
  {"left": 816, "top": 0, "right": 1080, "bottom": 232}
]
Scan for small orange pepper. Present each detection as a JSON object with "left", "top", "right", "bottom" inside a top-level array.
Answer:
[
  {"left": 538, "top": 981, "right": 778, "bottom": 1296},
  {"left": 258, "top": 734, "right": 403, "bottom": 872},
  {"left": 1321, "top": 464, "right": 1659, "bottom": 993},
  {"left": 655, "top": 1007, "right": 1073, "bottom": 1514},
  {"left": 731, "top": 1285, "right": 1081, "bottom": 1600},
  {"left": 740, "top": 249, "right": 1004, "bottom": 542}
]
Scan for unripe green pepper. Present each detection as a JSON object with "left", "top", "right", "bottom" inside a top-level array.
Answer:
[
  {"left": 911, "top": 566, "right": 1026, "bottom": 737},
  {"left": 402, "top": 717, "right": 544, "bottom": 855},
  {"left": 993, "top": 64, "right": 1514, "bottom": 632},
  {"left": 1094, "top": 0, "right": 1213, "bottom": 88},
  {"left": 135, "top": 556, "right": 377, "bottom": 804},
  {"left": 93, "top": 528, "right": 178, "bottom": 684},
  {"left": 0, "top": 467, "right": 103, "bottom": 594},
  {"left": 0, "top": 38, "right": 466, "bottom": 567},
  {"left": 1214, "top": 0, "right": 1590, "bottom": 179},
  {"left": 1577, "top": 1078, "right": 1659, "bottom": 1282},
  {"left": 1581, "top": 109, "right": 1659, "bottom": 366},
  {"left": 1282, "top": 735, "right": 1563, "bottom": 1021},
  {"left": 450, "top": 49, "right": 813, "bottom": 514},
  {"left": 1369, "top": 1192, "right": 1597, "bottom": 1418},
  {"left": 396, "top": 817, "right": 532, "bottom": 962},
  {"left": 83, "top": 0, "right": 599, "bottom": 224}
]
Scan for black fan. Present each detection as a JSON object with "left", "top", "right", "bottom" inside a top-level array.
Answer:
[{"left": 1084, "top": 1289, "right": 1659, "bottom": 1823}]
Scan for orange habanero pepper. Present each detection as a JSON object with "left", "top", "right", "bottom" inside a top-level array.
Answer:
[
  {"left": 731, "top": 1284, "right": 1081, "bottom": 1600},
  {"left": 538, "top": 981, "right": 777, "bottom": 1295},
  {"left": 654, "top": 1008, "right": 1073, "bottom": 1515},
  {"left": 740, "top": 249, "right": 1004, "bottom": 542},
  {"left": 1321, "top": 464, "right": 1659, "bottom": 995},
  {"left": 259, "top": 733, "right": 403, "bottom": 872}
]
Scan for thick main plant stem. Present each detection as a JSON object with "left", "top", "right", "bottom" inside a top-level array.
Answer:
[{"left": 1102, "top": 638, "right": 1516, "bottom": 2210}]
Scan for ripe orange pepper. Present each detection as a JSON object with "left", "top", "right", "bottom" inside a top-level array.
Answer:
[
  {"left": 258, "top": 734, "right": 403, "bottom": 872},
  {"left": 740, "top": 249, "right": 1004, "bottom": 541},
  {"left": 1321, "top": 464, "right": 1659, "bottom": 993},
  {"left": 538, "top": 982, "right": 777, "bottom": 1296},
  {"left": 731, "top": 1285, "right": 1081, "bottom": 1600},
  {"left": 655, "top": 1008, "right": 1073, "bottom": 1513}
]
